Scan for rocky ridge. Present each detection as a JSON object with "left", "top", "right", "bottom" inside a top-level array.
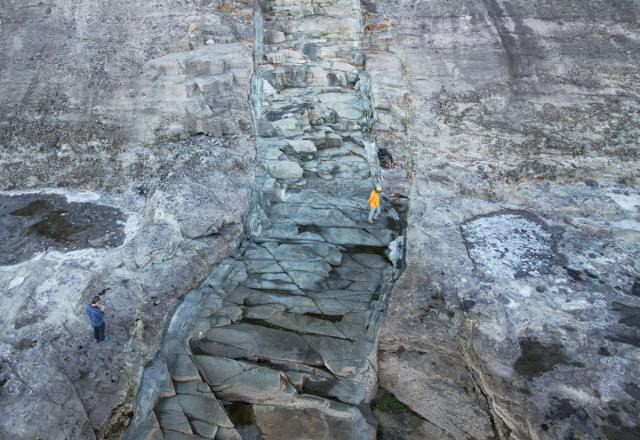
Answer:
[{"left": 125, "top": 0, "right": 406, "bottom": 438}]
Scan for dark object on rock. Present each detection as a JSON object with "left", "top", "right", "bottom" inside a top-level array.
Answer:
[
  {"left": 0, "top": 194, "right": 126, "bottom": 265},
  {"left": 224, "top": 403, "right": 253, "bottom": 426},
  {"left": 631, "top": 280, "right": 640, "bottom": 297},
  {"left": 564, "top": 267, "right": 583, "bottom": 281},
  {"left": 378, "top": 148, "right": 396, "bottom": 169},
  {"left": 598, "top": 346, "right": 611, "bottom": 356},
  {"left": 373, "top": 389, "right": 409, "bottom": 414},
  {"left": 133, "top": 184, "right": 150, "bottom": 196},
  {"left": 610, "top": 302, "right": 640, "bottom": 329},
  {"left": 514, "top": 337, "right": 570, "bottom": 379}
]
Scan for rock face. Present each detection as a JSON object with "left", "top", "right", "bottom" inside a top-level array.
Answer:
[
  {"left": 125, "top": 0, "right": 406, "bottom": 438},
  {"left": 0, "top": 193, "right": 126, "bottom": 265},
  {"left": 0, "top": 1, "right": 254, "bottom": 439},
  {"left": 364, "top": 0, "right": 640, "bottom": 439},
  {"left": 2, "top": 0, "right": 640, "bottom": 439}
]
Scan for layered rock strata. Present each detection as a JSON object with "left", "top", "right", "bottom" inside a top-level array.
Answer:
[
  {"left": 126, "top": 0, "right": 405, "bottom": 438},
  {"left": 363, "top": 1, "right": 640, "bottom": 439},
  {"left": 0, "top": 2, "right": 255, "bottom": 438}
]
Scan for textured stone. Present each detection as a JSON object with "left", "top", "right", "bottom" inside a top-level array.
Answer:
[
  {"left": 195, "top": 356, "right": 297, "bottom": 403},
  {"left": 176, "top": 395, "right": 233, "bottom": 428},
  {"left": 196, "top": 324, "right": 324, "bottom": 366},
  {"left": 156, "top": 410, "right": 192, "bottom": 434},
  {"left": 365, "top": 0, "right": 640, "bottom": 437},
  {"left": 288, "top": 140, "right": 317, "bottom": 155},
  {"left": 0, "top": 3, "right": 254, "bottom": 437},
  {"left": 267, "top": 161, "right": 304, "bottom": 180},
  {"left": 253, "top": 399, "right": 376, "bottom": 440},
  {"left": 166, "top": 355, "right": 200, "bottom": 382}
]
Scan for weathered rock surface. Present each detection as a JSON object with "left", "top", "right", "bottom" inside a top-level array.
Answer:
[
  {"left": 365, "top": 0, "right": 640, "bottom": 438},
  {"left": 125, "top": 0, "right": 405, "bottom": 438},
  {"left": 0, "top": 1, "right": 254, "bottom": 439},
  {"left": 3, "top": 0, "right": 640, "bottom": 438}
]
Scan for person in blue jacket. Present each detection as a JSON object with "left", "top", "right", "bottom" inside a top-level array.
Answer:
[{"left": 85, "top": 295, "right": 109, "bottom": 343}]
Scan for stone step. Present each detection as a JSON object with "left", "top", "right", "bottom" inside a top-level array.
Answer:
[
  {"left": 193, "top": 323, "right": 325, "bottom": 366},
  {"left": 259, "top": 65, "right": 360, "bottom": 90},
  {"left": 243, "top": 290, "right": 371, "bottom": 315},
  {"left": 261, "top": 44, "right": 364, "bottom": 69},
  {"left": 252, "top": 397, "right": 376, "bottom": 440},
  {"left": 195, "top": 356, "right": 298, "bottom": 403},
  {"left": 162, "top": 430, "right": 206, "bottom": 440},
  {"left": 244, "top": 306, "right": 350, "bottom": 339},
  {"left": 264, "top": 17, "right": 360, "bottom": 41},
  {"left": 128, "top": 0, "right": 393, "bottom": 435}
]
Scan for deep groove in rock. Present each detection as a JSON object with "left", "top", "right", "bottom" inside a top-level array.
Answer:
[{"left": 124, "top": 0, "right": 404, "bottom": 437}]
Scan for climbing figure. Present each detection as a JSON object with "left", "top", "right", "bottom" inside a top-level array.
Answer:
[
  {"left": 85, "top": 295, "right": 109, "bottom": 343},
  {"left": 368, "top": 185, "right": 382, "bottom": 224}
]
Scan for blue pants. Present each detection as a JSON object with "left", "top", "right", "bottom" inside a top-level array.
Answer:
[{"left": 93, "top": 323, "right": 106, "bottom": 342}]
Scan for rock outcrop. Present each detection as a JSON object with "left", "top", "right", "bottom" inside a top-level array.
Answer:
[
  {"left": 125, "top": 0, "right": 406, "bottom": 438},
  {"left": 0, "top": 2, "right": 255, "bottom": 438},
  {"left": 364, "top": 0, "right": 640, "bottom": 438},
  {"left": 2, "top": 0, "right": 639, "bottom": 439}
]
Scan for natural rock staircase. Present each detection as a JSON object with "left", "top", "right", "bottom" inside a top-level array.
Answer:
[{"left": 125, "top": 0, "right": 403, "bottom": 438}]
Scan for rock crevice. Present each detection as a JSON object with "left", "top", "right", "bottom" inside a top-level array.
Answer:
[{"left": 125, "top": 0, "right": 405, "bottom": 438}]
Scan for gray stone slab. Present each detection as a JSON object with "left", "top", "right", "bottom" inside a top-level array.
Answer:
[
  {"left": 173, "top": 381, "right": 215, "bottom": 399},
  {"left": 199, "top": 324, "right": 324, "bottom": 366},
  {"left": 162, "top": 431, "right": 203, "bottom": 440},
  {"left": 242, "top": 278, "right": 302, "bottom": 293},
  {"left": 176, "top": 394, "right": 233, "bottom": 428},
  {"left": 321, "top": 227, "right": 386, "bottom": 246},
  {"left": 196, "top": 356, "right": 297, "bottom": 402},
  {"left": 167, "top": 354, "right": 201, "bottom": 382},
  {"left": 156, "top": 397, "right": 183, "bottom": 414},
  {"left": 214, "top": 427, "right": 242, "bottom": 440},
  {"left": 270, "top": 205, "right": 357, "bottom": 228},
  {"left": 191, "top": 420, "right": 218, "bottom": 439},
  {"left": 351, "top": 253, "right": 387, "bottom": 268},
  {"left": 244, "top": 292, "right": 321, "bottom": 314},
  {"left": 280, "top": 260, "right": 332, "bottom": 276},
  {"left": 303, "top": 335, "right": 371, "bottom": 378},
  {"left": 156, "top": 410, "right": 192, "bottom": 434},
  {"left": 245, "top": 307, "right": 347, "bottom": 339},
  {"left": 245, "top": 259, "right": 283, "bottom": 274}
]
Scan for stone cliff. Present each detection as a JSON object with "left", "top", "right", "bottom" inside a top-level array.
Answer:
[
  {"left": 1, "top": 0, "right": 639, "bottom": 439},
  {"left": 364, "top": 1, "right": 640, "bottom": 439},
  {"left": 1, "top": 1, "right": 255, "bottom": 438}
]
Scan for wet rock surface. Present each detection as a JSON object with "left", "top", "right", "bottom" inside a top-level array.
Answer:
[{"left": 0, "top": 193, "right": 125, "bottom": 265}]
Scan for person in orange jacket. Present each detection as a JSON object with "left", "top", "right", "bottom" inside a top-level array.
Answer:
[{"left": 368, "top": 185, "right": 382, "bottom": 223}]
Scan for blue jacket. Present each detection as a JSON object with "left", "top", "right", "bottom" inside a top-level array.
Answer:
[{"left": 85, "top": 305, "right": 105, "bottom": 327}]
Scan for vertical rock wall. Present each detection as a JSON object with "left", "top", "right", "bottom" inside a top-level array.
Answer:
[{"left": 364, "top": 1, "right": 640, "bottom": 439}]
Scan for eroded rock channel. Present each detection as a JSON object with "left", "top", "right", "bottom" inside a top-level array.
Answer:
[{"left": 125, "top": 0, "right": 405, "bottom": 438}]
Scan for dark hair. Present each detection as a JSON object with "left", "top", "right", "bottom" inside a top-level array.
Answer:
[{"left": 91, "top": 295, "right": 101, "bottom": 305}]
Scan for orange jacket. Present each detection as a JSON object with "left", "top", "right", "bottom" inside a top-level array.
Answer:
[{"left": 368, "top": 190, "right": 380, "bottom": 208}]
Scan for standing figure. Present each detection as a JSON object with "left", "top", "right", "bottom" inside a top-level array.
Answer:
[
  {"left": 368, "top": 185, "right": 382, "bottom": 224},
  {"left": 85, "top": 295, "right": 109, "bottom": 343}
]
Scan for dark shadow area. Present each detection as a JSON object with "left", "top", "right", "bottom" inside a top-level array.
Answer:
[{"left": 0, "top": 193, "right": 126, "bottom": 265}]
